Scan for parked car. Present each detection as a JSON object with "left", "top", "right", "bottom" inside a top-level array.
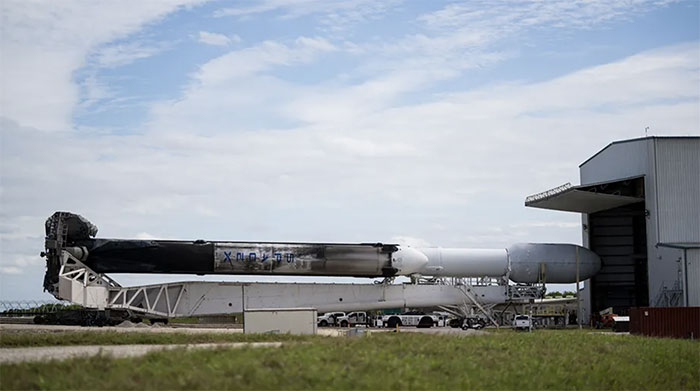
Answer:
[
  {"left": 336, "top": 312, "right": 370, "bottom": 327},
  {"left": 317, "top": 312, "right": 345, "bottom": 327},
  {"left": 513, "top": 314, "right": 533, "bottom": 331}
]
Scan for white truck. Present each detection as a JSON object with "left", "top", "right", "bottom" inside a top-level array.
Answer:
[
  {"left": 378, "top": 311, "right": 439, "bottom": 328},
  {"left": 513, "top": 314, "right": 533, "bottom": 331},
  {"left": 336, "top": 312, "right": 370, "bottom": 327},
  {"left": 317, "top": 312, "right": 345, "bottom": 327}
]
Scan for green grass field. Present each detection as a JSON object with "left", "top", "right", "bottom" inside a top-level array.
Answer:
[{"left": 1, "top": 330, "right": 698, "bottom": 390}]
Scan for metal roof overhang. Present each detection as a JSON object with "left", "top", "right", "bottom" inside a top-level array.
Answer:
[{"left": 525, "top": 183, "right": 644, "bottom": 214}]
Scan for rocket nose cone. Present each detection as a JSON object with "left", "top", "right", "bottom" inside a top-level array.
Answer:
[
  {"left": 579, "top": 246, "right": 602, "bottom": 276},
  {"left": 393, "top": 246, "right": 429, "bottom": 275}
]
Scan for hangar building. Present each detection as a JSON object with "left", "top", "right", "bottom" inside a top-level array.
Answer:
[{"left": 526, "top": 136, "right": 700, "bottom": 321}]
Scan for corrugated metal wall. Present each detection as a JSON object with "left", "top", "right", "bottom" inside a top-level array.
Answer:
[
  {"left": 687, "top": 249, "right": 700, "bottom": 306},
  {"left": 580, "top": 139, "right": 650, "bottom": 185},
  {"left": 629, "top": 306, "right": 700, "bottom": 339},
  {"left": 654, "top": 138, "right": 700, "bottom": 244}
]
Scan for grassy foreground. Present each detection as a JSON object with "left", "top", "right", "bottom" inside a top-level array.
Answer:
[
  {"left": 1, "top": 331, "right": 698, "bottom": 390},
  {"left": 0, "top": 330, "right": 311, "bottom": 348}
]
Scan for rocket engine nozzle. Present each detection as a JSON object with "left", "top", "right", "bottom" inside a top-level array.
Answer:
[{"left": 43, "top": 212, "right": 99, "bottom": 297}]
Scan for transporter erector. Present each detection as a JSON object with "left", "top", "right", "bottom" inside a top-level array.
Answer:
[{"left": 40, "top": 212, "right": 600, "bottom": 323}]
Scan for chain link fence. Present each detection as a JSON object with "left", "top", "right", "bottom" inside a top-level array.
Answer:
[{"left": 0, "top": 300, "right": 77, "bottom": 317}]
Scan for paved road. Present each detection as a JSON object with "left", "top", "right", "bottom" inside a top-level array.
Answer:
[
  {"left": 0, "top": 323, "right": 244, "bottom": 334},
  {"left": 0, "top": 323, "right": 346, "bottom": 337},
  {"left": 0, "top": 342, "right": 284, "bottom": 364}
]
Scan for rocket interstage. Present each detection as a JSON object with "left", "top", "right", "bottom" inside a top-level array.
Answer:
[{"left": 43, "top": 212, "right": 601, "bottom": 294}]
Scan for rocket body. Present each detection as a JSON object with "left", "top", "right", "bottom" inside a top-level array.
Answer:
[
  {"left": 46, "top": 212, "right": 601, "bottom": 286},
  {"left": 71, "top": 239, "right": 600, "bottom": 283}
]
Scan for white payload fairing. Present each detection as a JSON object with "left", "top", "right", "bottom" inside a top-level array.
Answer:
[{"left": 396, "top": 244, "right": 600, "bottom": 283}]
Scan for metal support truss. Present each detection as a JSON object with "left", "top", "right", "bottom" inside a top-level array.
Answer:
[
  {"left": 508, "top": 284, "right": 545, "bottom": 301},
  {"left": 59, "top": 255, "right": 120, "bottom": 290},
  {"left": 108, "top": 283, "right": 186, "bottom": 318},
  {"left": 456, "top": 282, "right": 499, "bottom": 327},
  {"left": 56, "top": 252, "right": 120, "bottom": 309},
  {"left": 52, "top": 250, "right": 182, "bottom": 318}
]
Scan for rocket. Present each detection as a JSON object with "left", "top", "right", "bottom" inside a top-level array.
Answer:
[{"left": 43, "top": 212, "right": 601, "bottom": 293}]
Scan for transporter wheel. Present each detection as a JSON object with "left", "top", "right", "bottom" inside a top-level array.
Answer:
[
  {"left": 386, "top": 317, "right": 402, "bottom": 329},
  {"left": 319, "top": 320, "right": 328, "bottom": 327},
  {"left": 417, "top": 316, "right": 433, "bottom": 328},
  {"left": 340, "top": 320, "right": 349, "bottom": 327}
]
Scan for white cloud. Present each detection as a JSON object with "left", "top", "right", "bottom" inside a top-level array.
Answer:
[
  {"left": 323, "top": 0, "right": 681, "bottom": 108},
  {"left": 135, "top": 232, "right": 161, "bottom": 240},
  {"left": 213, "top": 0, "right": 680, "bottom": 137},
  {"left": 214, "top": 0, "right": 400, "bottom": 31},
  {"left": 510, "top": 221, "right": 581, "bottom": 229},
  {"left": 434, "top": 43, "right": 699, "bottom": 119},
  {"left": 79, "top": 74, "right": 112, "bottom": 107},
  {"left": 419, "top": 0, "right": 678, "bottom": 32},
  {"left": 4, "top": 44, "right": 694, "bottom": 233},
  {"left": 94, "top": 41, "right": 168, "bottom": 68},
  {"left": 198, "top": 31, "right": 241, "bottom": 46},
  {"left": 392, "top": 236, "right": 434, "bottom": 248},
  {"left": 326, "top": 136, "right": 416, "bottom": 158},
  {"left": 0, "top": 253, "right": 44, "bottom": 276},
  {"left": 192, "top": 37, "right": 335, "bottom": 84},
  {"left": 139, "top": 43, "right": 699, "bottom": 224},
  {"left": 147, "top": 36, "right": 337, "bottom": 133},
  {"left": 0, "top": 0, "right": 207, "bottom": 130},
  {"left": 0, "top": 267, "right": 22, "bottom": 275}
]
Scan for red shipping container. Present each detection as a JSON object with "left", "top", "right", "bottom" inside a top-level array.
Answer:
[{"left": 629, "top": 307, "right": 700, "bottom": 339}]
